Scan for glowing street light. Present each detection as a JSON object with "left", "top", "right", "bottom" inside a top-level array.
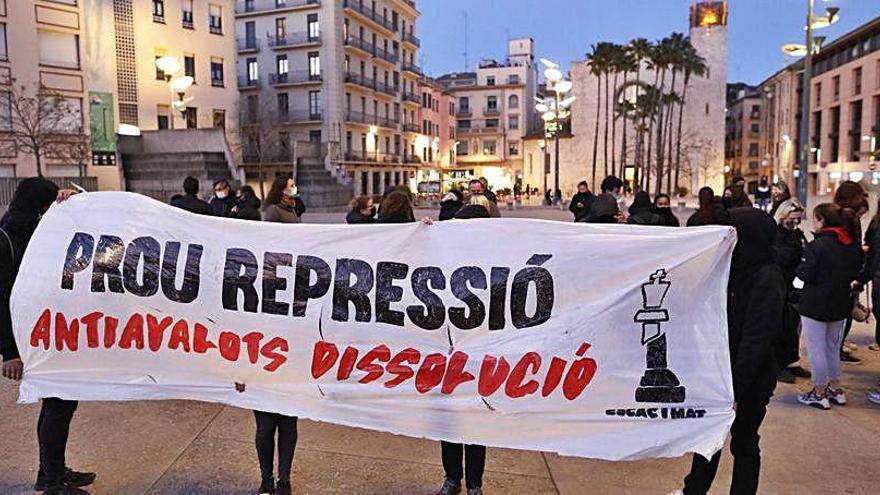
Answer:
[
  {"left": 537, "top": 57, "right": 576, "bottom": 207},
  {"left": 155, "top": 56, "right": 193, "bottom": 130}
]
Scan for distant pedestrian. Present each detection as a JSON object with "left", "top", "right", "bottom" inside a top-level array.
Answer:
[
  {"left": 769, "top": 180, "right": 792, "bottom": 216},
  {"left": 468, "top": 179, "right": 500, "bottom": 218},
  {"left": 544, "top": 189, "right": 552, "bottom": 206},
  {"left": 772, "top": 199, "right": 810, "bottom": 383},
  {"left": 439, "top": 190, "right": 464, "bottom": 221},
  {"left": 1, "top": 178, "right": 96, "bottom": 495},
  {"left": 210, "top": 179, "right": 237, "bottom": 217},
  {"left": 262, "top": 176, "right": 302, "bottom": 224},
  {"left": 170, "top": 176, "right": 213, "bottom": 215},
  {"left": 755, "top": 176, "right": 771, "bottom": 212},
  {"left": 627, "top": 191, "right": 663, "bottom": 226},
  {"left": 377, "top": 190, "right": 415, "bottom": 223},
  {"left": 680, "top": 207, "right": 784, "bottom": 495},
  {"left": 796, "top": 204, "right": 863, "bottom": 410},
  {"left": 346, "top": 196, "right": 376, "bottom": 224},
  {"left": 569, "top": 181, "right": 595, "bottom": 222},
  {"left": 232, "top": 185, "right": 262, "bottom": 221},
  {"left": 653, "top": 193, "right": 680, "bottom": 227}
]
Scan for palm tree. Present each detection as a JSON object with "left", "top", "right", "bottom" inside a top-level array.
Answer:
[
  {"left": 616, "top": 49, "right": 638, "bottom": 184},
  {"left": 662, "top": 33, "right": 687, "bottom": 195},
  {"left": 673, "top": 42, "right": 708, "bottom": 194},
  {"left": 587, "top": 43, "right": 610, "bottom": 188},
  {"left": 602, "top": 44, "right": 613, "bottom": 179},
  {"left": 650, "top": 36, "right": 674, "bottom": 197},
  {"left": 607, "top": 43, "right": 625, "bottom": 177},
  {"left": 629, "top": 38, "right": 653, "bottom": 189}
]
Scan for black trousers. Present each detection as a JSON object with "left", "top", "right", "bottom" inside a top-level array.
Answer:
[
  {"left": 682, "top": 396, "right": 769, "bottom": 495},
  {"left": 37, "top": 398, "right": 79, "bottom": 487},
  {"left": 254, "top": 411, "right": 298, "bottom": 482},
  {"left": 775, "top": 302, "right": 801, "bottom": 369},
  {"left": 440, "top": 441, "right": 486, "bottom": 489}
]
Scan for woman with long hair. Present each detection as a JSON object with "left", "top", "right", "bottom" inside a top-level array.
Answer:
[
  {"left": 346, "top": 196, "right": 376, "bottom": 224},
  {"left": 687, "top": 187, "right": 716, "bottom": 227},
  {"left": 796, "top": 204, "right": 863, "bottom": 410},
  {"left": 377, "top": 190, "right": 416, "bottom": 223},
  {"left": 832, "top": 180, "right": 868, "bottom": 364},
  {"left": 653, "top": 193, "right": 680, "bottom": 227},
  {"left": 262, "top": 176, "right": 302, "bottom": 224}
]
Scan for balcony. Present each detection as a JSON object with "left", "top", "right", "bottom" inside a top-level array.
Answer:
[
  {"left": 281, "top": 111, "right": 323, "bottom": 123},
  {"left": 345, "top": 111, "right": 397, "bottom": 130},
  {"left": 344, "top": 150, "right": 401, "bottom": 164},
  {"left": 402, "top": 123, "right": 421, "bottom": 133},
  {"left": 457, "top": 108, "right": 472, "bottom": 117},
  {"left": 343, "top": 0, "right": 396, "bottom": 33},
  {"left": 375, "top": 80, "right": 397, "bottom": 97},
  {"left": 456, "top": 126, "right": 502, "bottom": 135},
  {"left": 345, "top": 72, "right": 377, "bottom": 91},
  {"left": 270, "top": 71, "right": 323, "bottom": 86},
  {"left": 269, "top": 32, "right": 321, "bottom": 49},
  {"left": 402, "top": 62, "right": 422, "bottom": 76},
  {"left": 483, "top": 106, "right": 502, "bottom": 116},
  {"left": 237, "top": 38, "right": 260, "bottom": 53},
  {"left": 402, "top": 154, "right": 423, "bottom": 165},
  {"left": 402, "top": 31, "right": 420, "bottom": 48},
  {"left": 236, "top": 0, "right": 321, "bottom": 16},
  {"left": 344, "top": 36, "right": 375, "bottom": 56},
  {"left": 374, "top": 46, "right": 399, "bottom": 65},
  {"left": 402, "top": 92, "right": 420, "bottom": 104},
  {"left": 238, "top": 76, "right": 261, "bottom": 89}
]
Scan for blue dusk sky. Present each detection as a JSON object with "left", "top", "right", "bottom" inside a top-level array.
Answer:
[{"left": 417, "top": 0, "right": 880, "bottom": 85}]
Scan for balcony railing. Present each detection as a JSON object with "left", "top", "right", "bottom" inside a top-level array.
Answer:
[
  {"left": 269, "top": 32, "right": 321, "bottom": 48},
  {"left": 343, "top": 0, "right": 396, "bottom": 32},
  {"left": 457, "top": 126, "right": 502, "bottom": 135},
  {"left": 402, "top": 123, "right": 421, "bottom": 133},
  {"left": 237, "top": 38, "right": 260, "bottom": 52},
  {"left": 236, "top": 0, "right": 320, "bottom": 14},
  {"left": 238, "top": 76, "right": 261, "bottom": 89},
  {"left": 402, "top": 154, "right": 423, "bottom": 164},
  {"left": 402, "top": 62, "right": 422, "bottom": 76},
  {"left": 345, "top": 111, "right": 397, "bottom": 129},
  {"left": 345, "top": 72, "right": 376, "bottom": 91},
  {"left": 374, "top": 46, "right": 399, "bottom": 64},
  {"left": 402, "top": 31, "right": 420, "bottom": 47},
  {"left": 344, "top": 151, "right": 402, "bottom": 164},
  {"left": 375, "top": 80, "right": 397, "bottom": 96},
  {"left": 344, "top": 36, "right": 375, "bottom": 54},
  {"left": 402, "top": 92, "right": 420, "bottom": 104},
  {"left": 457, "top": 107, "right": 472, "bottom": 116},
  {"left": 483, "top": 106, "right": 502, "bottom": 115},
  {"left": 283, "top": 110, "right": 323, "bottom": 123},
  {"left": 270, "top": 71, "right": 323, "bottom": 85}
]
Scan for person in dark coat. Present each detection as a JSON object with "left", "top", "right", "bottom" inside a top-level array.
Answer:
[
  {"left": 771, "top": 199, "right": 810, "bottom": 383},
  {"left": 346, "top": 196, "right": 376, "bottom": 224},
  {"left": 210, "top": 179, "right": 237, "bottom": 217},
  {"left": 627, "top": 191, "right": 663, "bottom": 225},
  {"left": 796, "top": 204, "right": 863, "bottom": 410},
  {"left": 864, "top": 201, "right": 880, "bottom": 352},
  {"left": 755, "top": 176, "right": 771, "bottom": 212},
  {"left": 170, "top": 176, "right": 213, "bottom": 215},
  {"left": 439, "top": 190, "right": 464, "bottom": 221},
  {"left": 454, "top": 195, "right": 492, "bottom": 220},
  {"left": 580, "top": 194, "right": 623, "bottom": 224},
  {"left": 1, "top": 178, "right": 97, "bottom": 495},
  {"left": 687, "top": 187, "right": 729, "bottom": 226},
  {"left": 232, "top": 185, "right": 262, "bottom": 221},
  {"left": 377, "top": 190, "right": 415, "bottom": 223},
  {"left": 681, "top": 207, "right": 785, "bottom": 495},
  {"left": 569, "top": 181, "right": 595, "bottom": 222},
  {"left": 653, "top": 193, "right": 680, "bottom": 227},
  {"left": 833, "top": 180, "right": 868, "bottom": 364}
]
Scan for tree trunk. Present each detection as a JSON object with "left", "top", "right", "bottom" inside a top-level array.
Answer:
[
  {"left": 259, "top": 162, "right": 266, "bottom": 199},
  {"left": 611, "top": 71, "right": 619, "bottom": 177},
  {"left": 645, "top": 68, "right": 660, "bottom": 193},
  {"left": 592, "top": 74, "right": 602, "bottom": 189},
  {"left": 620, "top": 71, "right": 628, "bottom": 187},
  {"left": 603, "top": 72, "right": 610, "bottom": 178},
  {"left": 35, "top": 148, "right": 43, "bottom": 178},
  {"left": 632, "top": 64, "right": 642, "bottom": 190},
  {"left": 654, "top": 70, "right": 667, "bottom": 198},
  {"left": 674, "top": 73, "right": 691, "bottom": 195},
  {"left": 665, "top": 71, "right": 678, "bottom": 196}
]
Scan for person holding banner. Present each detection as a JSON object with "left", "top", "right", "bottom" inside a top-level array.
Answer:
[
  {"left": 1, "top": 178, "right": 95, "bottom": 495},
  {"left": 680, "top": 208, "right": 784, "bottom": 495}
]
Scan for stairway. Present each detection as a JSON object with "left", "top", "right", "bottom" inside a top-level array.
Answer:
[
  {"left": 122, "top": 151, "right": 236, "bottom": 203},
  {"left": 296, "top": 158, "right": 353, "bottom": 212}
]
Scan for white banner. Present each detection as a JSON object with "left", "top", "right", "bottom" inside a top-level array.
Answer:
[{"left": 11, "top": 192, "right": 736, "bottom": 460}]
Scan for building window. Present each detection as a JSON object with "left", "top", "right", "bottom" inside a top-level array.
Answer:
[
  {"left": 276, "top": 0, "right": 287, "bottom": 7},
  {"left": 509, "top": 115, "right": 519, "bottom": 130},
  {"left": 247, "top": 58, "right": 258, "bottom": 82},
  {"left": 508, "top": 74, "right": 520, "bottom": 85},
  {"left": 277, "top": 93, "right": 289, "bottom": 119},
  {"left": 275, "top": 17, "right": 286, "bottom": 40},
  {"left": 509, "top": 94, "right": 519, "bottom": 109},
  {"left": 486, "top": 119, "right": 499, "bottom": 128},
  {"left": 152, "top": 0, "right": 165, "bottom": 23},
  {"left": 185, "top": 107, "right": 198, "bottom": 128},
  {"left": 853, "top": 67, "right": 863, "bottom": 96},
  {"left": 181, "top": 0, "right": 194, "bottom": 29},
  {"left": 509, "top": 142, "right": 520, "bottom": 156},
  {"left": 457, "top": 140, "right": 469, "bottom": 155},
  {"left": 184, "top": 54, "right": 195, "bottom": 81},
  {"left": 487, "top": 76, "right": 495, "bottom": 86},
  {"left": 157, "top": 113, "right": 169, "bottom": 130},
  {"left": 832, "top": 75, "right": 840, "bottom": 101},
  {"left": 210, "top": 58, "right": 224, "bottom": 87},
  {"left": 459, "top": 97, "right": 469, "bottom": 112},
  {"left": 0, "top": 23, "right": 8, "bottom": 62},
  {"left": 209, "top": 4, "right": 223, "bottom": 35},
  {"left": 0, "top": 91, "right": 12, "bottom": 131},
  {"left": 876, "top": 60, "right": 880, "bottom": 90},
  {"left": 276, "top": 55, "right": 288, "bottom": 78},
  {"left": 748, "top": 142, "right": 759, "bottom": 157},
  {"left": 310, "top": 130, "right": 322, "bottom": 142},
  {"left": 457, "top": 120, "right": 471, "bottom": 129},
  {"left": 487, "top": 96, "right": 498, "bottom": 111},
  {"left": 309, "top": 90, "right": 321, "bottom": 119},
  {"left": 308, "top": 52, "right": 320, "bottom": 79},
  {"left": 815, "top": 82, "right": 822, "bottom": 106},
  {"left": 155, "top": 54, "right": 166, "bottom": 80},
  {"left": 213, "top": 109, "right": 225, "bottom": 128},
  {"left": 307, "top": 14, "right": 319, "bottom": 41},
  {"left": 483, "top": 139, "right": 497, "bottom": 155},
  {"left": 38, "top": 30, "right": 80, "bottom": 69}
]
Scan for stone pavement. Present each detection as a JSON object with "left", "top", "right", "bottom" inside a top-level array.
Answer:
[{"left": 1, "top": 206, "right": 879, "bottom": 494}]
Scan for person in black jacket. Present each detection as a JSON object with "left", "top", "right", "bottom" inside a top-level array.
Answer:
[
  {"left": 454, "top": 195, "right": 492, "bottom": 220},
  {"left": 581, "top": 194, "right": 624, "bottom": 224},
  {"left": 769, "top": 181, "right": 791, "bottom": 216},
  {"left": 346, "top": 196, "right": 376, "bottom": 224},
  {"left": 209, "top": 179, "right": 237, "bottom": 217},
  {"left": 796, "top": 203, "right": 863, "bottom": 410},
  {"left": 1, "top": 178, "right": 96, "bottom": 495},
  {"left": 439, "top": 190, "right": 464, "bottom": 221},
  {"left": 231, "top": 185, "right": 262, "bottom": 221},
  {"left": 771, "top": 199, "right": 810, "bottom": 383},
  {"left": 653, "top": 194, "right": 681, "bottom": 227},
  {"left": 627, "top": 191, "right": 663, "bottom": 225},
  {"left": 170, "top": 176, "right": 213, "bottom": 215},
  {"left": 864, "top": 203, "right": 880, "bottom": 352},
  {"left": 568, "top": 181, "right": 594, "bottom": 222},
  {"left": 687, "top": 187, "right": 729, "bottom": 227},
  {"left": 681, "top": 207, "right": 784, "bottom": 495}
]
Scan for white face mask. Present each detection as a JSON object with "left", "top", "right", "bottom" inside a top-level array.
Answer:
[
  {"left": 215, "top": 191, "right": 227, "bottom": 199},
  {"left": 287, "top": 186, "right": 298, "bottom": 197}
]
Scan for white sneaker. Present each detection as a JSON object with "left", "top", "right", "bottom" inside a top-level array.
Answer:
[
  {"left": 798, "top": 389, "right": 831, "bottom": 410},
  {"left": 668, "top": 490, "right": 684, "bottom": 495},
  {"left": 844, "top": 340, "right": 858, "bottom": 352},
  {"left": 826, "top": 386, "right": 847, "bottom": 406}
]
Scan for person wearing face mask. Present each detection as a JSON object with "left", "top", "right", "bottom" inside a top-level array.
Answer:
[
  {"left": 210, "top": 179, "right": 237, "bottom": 217},
  {"left": 1, "top": 178, "right": 96, "bottom": 495},
  {"left": 772, "top": 199, "right": 811, "bottom": 384},
  {"left": 599, "top": 175, "right": 626, "bottom": 215},
  {"left": 262, "top": 176, "right": 302, "bottom": 224},
  {"left": 346, "top": 196, "right": 376, "bottom": 224},
  {"left": 627, "top": 191, "right": 663, "bottom": 225},
  {"left": 232, "top": 185, "right": 262, "bottom": 221},
  {"left": 439, "top": 189, "right": 464, "bottom": 221},
  {"left": 653, "top": 193, "right": 680, "bottom": 227}
]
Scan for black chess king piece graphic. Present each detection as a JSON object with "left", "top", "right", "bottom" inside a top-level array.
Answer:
[{"left": 633, "top": 269, "right": 685, "bottom": 403}]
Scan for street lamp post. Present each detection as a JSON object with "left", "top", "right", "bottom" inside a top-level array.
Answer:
[
  {"left": 538, "top": 59, "right": 576, "bottom": 207},
  {"left": 156, "top": 56, "right": 195, "bottom": 130}
]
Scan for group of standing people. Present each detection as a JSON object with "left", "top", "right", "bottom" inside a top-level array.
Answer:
[{"left": 170, "top": 176, "right": 305, "bottom": 224}]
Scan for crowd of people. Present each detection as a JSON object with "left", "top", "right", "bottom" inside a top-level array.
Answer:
[{"left": 2, "top": 172, "right": 880, "bottom": 495}]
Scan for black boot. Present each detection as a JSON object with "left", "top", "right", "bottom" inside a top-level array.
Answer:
[
  {"left": 35, "top": 468, "right": 97, "bottom": 491},
  {"left": 276, "top": 480, "right": 291, "bottom": 495},
  {"left": 257, "top": 477, "right": 275, "bottom": 495}
]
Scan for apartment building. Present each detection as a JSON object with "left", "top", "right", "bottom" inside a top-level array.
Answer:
[
  {"left": 756, "top": 65, "right": 800, "bottom": 189},
  {"left": 235, "top": 0, "right": 424, "bottom": 196},
  {"left": 437, "top": 38, "right": 538, "bottom": 192},
  {"left": 724, "top": 86, "right": 764, "bottom": 187},
  {"left": 415, "top": 77, "right": 455, "bottom": 191},
  {"left": 806, "top": 16, "right": 880, "bottom": 196}
]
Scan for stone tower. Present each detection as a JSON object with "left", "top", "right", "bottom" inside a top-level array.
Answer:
[{"left": 684, "top": 1, "right": 728, "bottom": 193}]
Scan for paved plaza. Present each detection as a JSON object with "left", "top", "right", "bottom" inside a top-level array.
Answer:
[{"left": 1, "top": 206, "right": 879, "bottom": 494}]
